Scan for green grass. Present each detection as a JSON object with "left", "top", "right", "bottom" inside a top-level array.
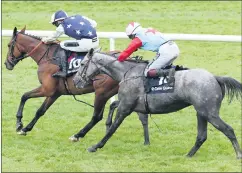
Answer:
[{"left": 2, "top": 1, "right": 242, "bottom": 172}]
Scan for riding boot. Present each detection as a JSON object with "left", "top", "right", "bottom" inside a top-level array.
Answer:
[
  {"left": 147, "top": 68, "right": 175, "bottom": 86},
  {"left": 52, "top": 55, "right": 68, "bottom": 78},
  {"left": 147, "top": 69, "right": 169, "bottom": 78}
]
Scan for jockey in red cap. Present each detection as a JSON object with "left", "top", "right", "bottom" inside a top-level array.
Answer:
[{"left": 118, "top": 22, "right": 180, "bottom": 79}]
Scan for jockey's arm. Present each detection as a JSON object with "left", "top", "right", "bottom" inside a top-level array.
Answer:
[
  {"left": 42, "top": 25, "right": 64, "bottom": 43},
  {"left": 118, "top": 37, "right": 142, "bottom": 62},
  {"left": 82, "top": 16, "right": 97, "bottom": 28}
]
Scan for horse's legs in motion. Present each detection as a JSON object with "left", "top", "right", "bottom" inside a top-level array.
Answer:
[
  {"left": 105, "top": 100, "right": 119, "bottom": 133},
  {"left": 105, "top": 101, "right": 150, "bottom": 145},
  {"left": 16, "top": 86, "right": 45, "bottom": 132},
  {"left": 19, "top": 93, "right": 60, "bottom": 135},
  {"left": 88, "top": 101, "right": 131, "bottom": 152},
  {"left": 70, "top": 93, "right": 108, "bottom": 141},
  {"left": 137, "top": 112, "right": 150, "bottom": 145},
  {"left": 187, "top": 113, "right": 207, "bottom": 157},
  {"left": 208, "top": 115, "right": 242, "bottom": 159},
  {"left": 70, "top": 77, "right": 119, "bottom": 141}
]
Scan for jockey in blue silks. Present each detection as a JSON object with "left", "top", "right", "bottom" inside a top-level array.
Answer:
[
  {"left": 42, "top": 10, "right": 99, "bottom": 78},
  {"left": 118, "top": 22, "right": 180, "bottom": 80}
]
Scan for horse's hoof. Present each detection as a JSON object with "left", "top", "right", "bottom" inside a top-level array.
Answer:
[
  {"left": 16, "top": 122, "right": 23, "bottom": 132},
  {"left": 144, "top": 142, "right": 150, "bottom": 146},
  {"left": 69, "top": 135, "right": 80, "bottom": 142},
  {"left": 237, "top": 152, "right": 242, "bottom": 159},
  {"left": 186, "top": 153, "right": 193, "bottom": 158},
  {"left": 87, "top": 146, "right": 97, "bottom": 153},
  {"left": 17, "top": 130, "right": 27, "bottom": 136}
]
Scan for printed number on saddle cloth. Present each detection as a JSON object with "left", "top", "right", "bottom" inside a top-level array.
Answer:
[{"left": 68, "top": 52, "right": 86, "bottom": 73}]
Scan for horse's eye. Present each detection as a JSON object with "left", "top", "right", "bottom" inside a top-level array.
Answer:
[{"left": 8, "top": 44, "right": 10, "bottom": 48}]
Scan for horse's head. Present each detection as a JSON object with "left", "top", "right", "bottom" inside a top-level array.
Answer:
[
  {"left": 73, "top": 49, "right": 118, "bottom": 89},
  {"left": 73, "top": 48, "right": 98, "bottom": 88},
  {"left": 5, "top": 26, "right": 27, "bottom": 70}
]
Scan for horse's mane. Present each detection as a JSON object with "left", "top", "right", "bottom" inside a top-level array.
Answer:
[
  {"left": 98, "top": 52, "right": 149, "bottom": 64},
  {"left": 22, "top": 33, "right": 42, "bottom": 41},
  {"left": 99, "top": 51, "right": 118, "bottom": 58}
]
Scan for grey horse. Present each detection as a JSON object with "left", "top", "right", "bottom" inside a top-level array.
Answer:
[{"left": 73, "top": 49, "right": 242, "bottom": 159}]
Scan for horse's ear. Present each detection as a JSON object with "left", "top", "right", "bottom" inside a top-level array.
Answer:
[
  {"left": 20, "top": 25, "right": 26, "bottom": 33},
  {"left": 88, "top": 48, "right": 95, "bottom": 59},
  {"left": 13, "top": 27, "right": 17, "bottom": 36}
]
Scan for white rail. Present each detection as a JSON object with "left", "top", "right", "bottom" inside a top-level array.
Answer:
[{"left": 1, "top": 30, "right": 241, "bottom": 42}]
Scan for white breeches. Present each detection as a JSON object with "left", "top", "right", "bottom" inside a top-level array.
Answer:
[
  {"left": 144, "top": 41, "right": 180, "bottom": 76},
  {"left": 60, "top": 38, "right": 99, "bottom": 52}
]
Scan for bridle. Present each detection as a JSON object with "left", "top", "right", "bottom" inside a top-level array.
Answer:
[
  {"left": 75, "top": 53, "right": 117, "bottom": 86},
  {"left": 8, "top": 32, "right": 45, "bottom": 66}
]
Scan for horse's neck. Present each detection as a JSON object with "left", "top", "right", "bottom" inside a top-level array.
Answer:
[
  {"left": 97, "top": 54, "right": 145, "bottom": 82},
  {"left": 19, "top": 34, "right": 53, "bottom": 64},
  {"left": 19, "top": 34, "right": 39, "bottom": 52}
]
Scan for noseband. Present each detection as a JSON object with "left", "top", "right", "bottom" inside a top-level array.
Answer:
[{"left": 8, "top": 34, "right": 26, "bottom": 66}]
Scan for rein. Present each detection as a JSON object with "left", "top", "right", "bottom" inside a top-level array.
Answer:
[
  {"left": 120, "top": 64, "right": 145, "bottom": 85},
  {"left": 90, "top": 59, "right": 117, "bottom": 80},
  {"left": 37, "top": 46, "right": 50, "bottom": 65},
  {"left": 26, "top": 41, "right": 42, "bottom": 57},
  {"left": 79, "top": 52, "right": 148, "bottom": 86},
  {"left": 62, "top": 78, "right": 94, "bottom": 108}
]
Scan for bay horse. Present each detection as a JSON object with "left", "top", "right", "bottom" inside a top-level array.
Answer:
[
  {"left": 73, "top": 49, "right": 242, "bottom": 159},
  {"left": 4, "top": 26, "right": 150, "bottom": 145}
]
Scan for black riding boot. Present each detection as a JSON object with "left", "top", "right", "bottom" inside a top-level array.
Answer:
[{"left": 52, "top": 56, "right": 68, "bottom": 78}]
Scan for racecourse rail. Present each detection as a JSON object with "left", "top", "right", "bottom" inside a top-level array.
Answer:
[{"left": 2, "top": 30, "right": 241, "bottom": 102}]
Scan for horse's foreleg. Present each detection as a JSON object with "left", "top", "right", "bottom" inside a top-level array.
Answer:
[
  {"left": 105, "top": 101, "right": 150, "bottom": 145},
  {"left": 105, "top": 100, "right": 119, "bottom": 133},
  {"left": 16, "top": 86, "right": 44, "bottom": 132},
  {"left": 18, "top": 93, "right": 60, "bottom": 135},
  {"left": 187, "top": 114, "right": 207, "bottom": 157},
  {"left": 137, "top": 113, "right": 150, "bottom": 145},
  {"left": 88, "top": 108, "right": 129, "bottom": 152},
  {"left": 69, "top": 94, "right": 107, "bottom": 142}
]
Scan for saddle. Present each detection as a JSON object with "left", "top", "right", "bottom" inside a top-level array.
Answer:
[{"left": 144, "top": 65, "right": 189, "bottom": 93}]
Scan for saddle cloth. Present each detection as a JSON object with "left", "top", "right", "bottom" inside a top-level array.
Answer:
[
  {"left": 144, "top": 74, "right": 175, "bottom": 94},
  {"left": 67, "top": 52, "right": 87, "bottom": 75},
  {"left": 144, "top": 65, "right": 188, "bottom": 94}
]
